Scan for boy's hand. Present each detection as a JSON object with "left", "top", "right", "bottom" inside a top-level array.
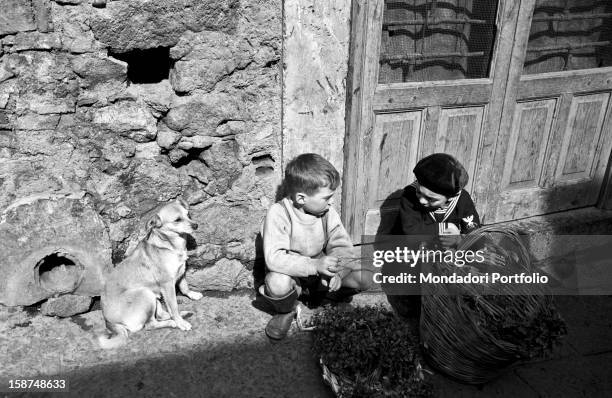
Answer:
[
  {"left": 316, "top": 256, "right": 338, "bottom": 277},
  {"left": 328, "top": 274, "right": 342, "bottom": 292},
  {"left": 438, "top": 235, "right": 461, "bottom": 248},
  {"left": 438, "top": 223, "right": 461, "bottom": 248}
]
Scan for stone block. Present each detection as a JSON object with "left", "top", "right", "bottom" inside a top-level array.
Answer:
[
  {"left": 126, "top": 80, "right": 176, "bottom": 117},
  {"left": 0, "top": 61, "right": 16, "bottom": 83},
  {"left": 156, "top": 125, "right": 180, "bottom": 149},
  {"left": 32, "top": 0, "right": 52, "bottom": 33},
  {"left": 177, "top": 135, "right": 216, "bottom": 151},
  {"left": 16, "top": 92, "right": 75, "bottom": 114},
  {"left": 71, "top": 55, "right": 127, "bottom": 88},
  {"left": 13, "top": 32, "right": 61, "bottom": 51},
  {"left": 0, "top": 192, "right": 111, "bottom": 306},
  {"left": 199, "top": 140, "right": 242, "bottom": 194},
  {"left": 108, "top": 158, "right": 184, "bottom": 217},
  {"left": 5, "top": 52, "right": 75, "bottom": 93},
  {"left": 0, "top": 0, "right": 36, "bottom": 35},
  {"left": 41, "top": 294, "right": 93, "bottom": 317},
  {"left": 89, "top": 0, "right": 240, "bottom": 51},
  {"left": 169, "top": 31, "right": 252, "bottom": 94},
  {"left": 0, "top": 80, "right": 17, "bottom": 108},
  {"left": 183, "top": 160, "right": 212, "bottom": 185},
  {"left": 92, "top": 101, "right": 157, "bottom": 141},
  {"left": 135, "top": 142, "right": 161, "bottom": 159},
  {"left": 52, "top": 3, "right": 100, "bottom": 53},
  {"left": 192, "top": 203, "right": 263, "bottom": 245},
  {"left": 164, "top": 93, "right": 246, "bottom": 137},
  {"left": 186, "top": 258, "right": 252, "bottom": 292},
  {"left": 168, "top": 148, "right": 188, "bottom": 164},
  {"left": 14, "top": 113, "right": 60, "bottom": 130}
]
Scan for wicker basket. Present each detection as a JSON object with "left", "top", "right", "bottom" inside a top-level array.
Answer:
[{"left": 419, "top": 225, "right": 555, "bottom": 384}]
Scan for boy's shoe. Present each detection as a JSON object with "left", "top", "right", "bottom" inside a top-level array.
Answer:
[
  {"left": 265, "top": 311, "right": 296, "bottom": 340},
  {"left": 259, "top": 285, "right": 299, "bottom": 341}
]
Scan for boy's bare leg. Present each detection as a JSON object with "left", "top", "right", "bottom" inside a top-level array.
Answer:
[{"left": 264, "top": 272, "right": 297, "bottom": 297}]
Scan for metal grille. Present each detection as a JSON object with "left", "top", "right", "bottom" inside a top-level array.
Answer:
[
  {"left": 379, "top": 0, "right": 498, "bottom": 83},
  {"left": 524, "top": 0, "right": 612, "bottom": 74}
]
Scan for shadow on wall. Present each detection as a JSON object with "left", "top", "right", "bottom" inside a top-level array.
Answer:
[
  {"left": 251, "top": 181, "right": 287, "bottom": 292},
  {"left": 375, "top": 189, "right": 404, "bottom": 237}
]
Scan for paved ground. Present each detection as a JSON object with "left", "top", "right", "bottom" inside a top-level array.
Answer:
[{"left": 1, "top": 292, "right": 611, "bottom": 398}]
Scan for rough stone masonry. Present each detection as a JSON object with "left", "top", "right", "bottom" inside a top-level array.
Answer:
[{"left": 0, "top": 0, "right": 282, "bottom": 310}]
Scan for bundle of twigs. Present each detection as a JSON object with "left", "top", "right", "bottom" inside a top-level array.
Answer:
[{"left": 313, "top": 306, "right": 433, "bottom": 398}]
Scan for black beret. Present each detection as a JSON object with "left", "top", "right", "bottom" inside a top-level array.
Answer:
[{"left": 413, "top": 153, "right": 469, "bottom": 197}]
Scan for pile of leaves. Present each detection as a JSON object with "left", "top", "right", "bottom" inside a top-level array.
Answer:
[
  {"left": 312, "top": 305, "right": 433, "bottom": 398},
  {"left": 462, "top": 295, "right": 567, "bottom": 360}
]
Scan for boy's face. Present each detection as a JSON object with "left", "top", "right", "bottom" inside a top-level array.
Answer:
[
  {"left": 415, "top": 183, "right": 449, "bottom": 209},
  {"left": 296, "top": 186, "right": 335, "bottom": 216}
]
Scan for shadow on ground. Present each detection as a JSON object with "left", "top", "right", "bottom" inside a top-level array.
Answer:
[
  {"left": 45, "top": 335, "right": 332, "bottom": 398},
  {"left": 1, "top": 293, "right": 612, "bottom": 398}
]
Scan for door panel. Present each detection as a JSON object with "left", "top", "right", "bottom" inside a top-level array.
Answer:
[
  {"left": 488, "top": 0, "right": 612, "bottom": 222},
  {"left": 502, "top": 99, "right": 556, "bottom": 190},
  {"left": 369, "top": 111, "right": 423, "bottom": 207},
  {"left": 434, "top": 106, "right": 484, "bottom": 193},
  {"left": 557, "top": 93, "right": 610, "bottom": 180}
]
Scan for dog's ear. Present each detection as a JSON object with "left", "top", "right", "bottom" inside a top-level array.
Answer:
[
  {"left": 147, "top": 215, "right": 163, "bottom": 230},
  {"left": 176, "top": 197, "right": 190, "bottom": 210}
]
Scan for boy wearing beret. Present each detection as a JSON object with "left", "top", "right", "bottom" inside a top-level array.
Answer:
[
  {"left": 395, "top": 153, "right": 480, "bottom": 240},
  {"left": 390, "top": 153, "right": 481, "bottom": 317}
]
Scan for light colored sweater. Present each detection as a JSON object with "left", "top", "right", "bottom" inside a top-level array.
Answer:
[{"left": 262, "top": 198, "right": 353, "bottom": 277}]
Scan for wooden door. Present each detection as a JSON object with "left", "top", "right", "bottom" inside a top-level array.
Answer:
[
  {"left": 343, "top": 0, "right": 519, "bottom": 240},
  {"left": 485, "top": 0, "right": 612, "bottom": 222},
  {"left": 343, "top": 0, "right": 612, "bottom": 240}
]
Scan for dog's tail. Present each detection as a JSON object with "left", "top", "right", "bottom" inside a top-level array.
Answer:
[{"left": 97, "top": 323, "right": 129, "bottom": 349}]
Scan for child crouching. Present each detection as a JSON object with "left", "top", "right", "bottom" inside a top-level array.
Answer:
[{"left": 259, "top": 153, "right": 372, "bottom": 340}]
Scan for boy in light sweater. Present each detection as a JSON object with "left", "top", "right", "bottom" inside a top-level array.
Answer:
[{"left": 259, "top": 153, "right": 371, "bottom": 340}]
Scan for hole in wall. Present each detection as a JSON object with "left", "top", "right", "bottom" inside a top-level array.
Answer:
[
  {"left": 252, "top": 154, "right": 275, "bottom": 178},
  {"left": 252, "top": 154, "right": 274, "bottom": 165},
  {"left": 255, "top": 166, "right": 274, "bottom": 177},
  {"left": 171, "top": 148, "right": 207, "bottom": 168},
  {"left": 36, "top": 252, "right": 83, "bottom": 295},
  {"left": 109, "top": 47, "right": 173, "bottom": 84}
]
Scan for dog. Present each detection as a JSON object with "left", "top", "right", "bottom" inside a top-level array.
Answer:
[{"left": 97, "top": 199, "right": 203, "bottom": 349}]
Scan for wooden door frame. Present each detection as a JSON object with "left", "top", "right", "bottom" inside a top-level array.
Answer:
[
  {"left": 342, "top": 0, "right": 384, "bottom": 242},
  {"left": 341, "top": 0, "right": 523, "bottom": 240}
]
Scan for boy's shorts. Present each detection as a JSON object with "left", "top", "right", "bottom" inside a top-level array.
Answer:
[{"left": 294, "top": 275, "right": 328, "bottom": 295}]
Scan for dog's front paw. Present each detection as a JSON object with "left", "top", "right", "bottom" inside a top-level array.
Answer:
[
  {"left": 187, "top": 291, "right": 203, "bottom": 301},
  {"left": 175, "top": 318, "right": 192, "bottom": 331}
]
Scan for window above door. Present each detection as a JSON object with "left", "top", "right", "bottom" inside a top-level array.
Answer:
[
  {"left": 379, "top": 0, "right": 498, "bottom": 83},
  {"left": 523, "top": 0, "right": 612, "bottom": 75}
]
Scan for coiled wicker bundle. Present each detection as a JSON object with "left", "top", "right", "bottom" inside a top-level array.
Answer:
[{"left": 419, "top": 225, "right": 563, "bottom": 384}]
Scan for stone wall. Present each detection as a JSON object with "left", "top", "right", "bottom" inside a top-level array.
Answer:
[
  {"left": 0, "top": 0, "right": 282, "bottom": 302},
  {"left": 282, "top": 0, "right": 351, "bottom": 192}
]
